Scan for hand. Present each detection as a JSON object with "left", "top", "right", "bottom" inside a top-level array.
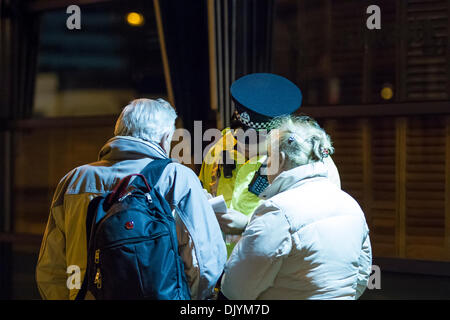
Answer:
[
  {"left": 215, "top": 209, "right": 249, "bottom": 235},
  {"left": 203, "top": 189, "right": 213, "bottom": 200}
]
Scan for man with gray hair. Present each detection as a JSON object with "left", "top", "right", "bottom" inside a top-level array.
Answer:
[{"left": 36, "top": 98, "right": 227, "bottom": 300}]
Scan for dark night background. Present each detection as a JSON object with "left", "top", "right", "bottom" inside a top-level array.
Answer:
[{"left": 1, "top": 0, "right": 450, "bottom": 299}]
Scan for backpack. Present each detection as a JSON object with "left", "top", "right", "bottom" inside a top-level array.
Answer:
[{"left": 76, "top": 159, "right": 191, "bottom": 300}]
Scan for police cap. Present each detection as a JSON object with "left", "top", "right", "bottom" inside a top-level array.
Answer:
[{"left": 231, "top": 73, "right": 302, "bottom": 131}]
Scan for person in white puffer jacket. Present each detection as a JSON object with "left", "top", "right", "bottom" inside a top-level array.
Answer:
[{"left": 220, "top": 115, "right": 372, "bottom": 300}]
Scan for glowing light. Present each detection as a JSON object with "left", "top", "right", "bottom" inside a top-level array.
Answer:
[
  {"left": 126, "top": 12, "right": 144, "bottom": 27},
  {"left": 381, "top": 85, "right": 394, "bottom": 100}
]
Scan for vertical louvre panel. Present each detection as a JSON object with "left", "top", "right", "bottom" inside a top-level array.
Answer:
[
  {"left": 405, "top": 115, "right": 447, "bottom": 259},
  {"left": 446, "top": 116, "right": 450, "bottom": 255},
  {"left": 323, "top": 115, "right": 450, "bottom": 262},
  {"left": 213, "top": 0, "right": 273, "bottom": 128},
  {"left": 370, "top": 0, "right": 397, "bottom": 103},
  {"left": 330, "top": 0, "right": 364, "bottom": 104},
  {"left": 370, "top": 118, "right": 397, "bottom": 257},
  {"left": 405, "top": 0, "right": 449, "bottom": 100},
  {"left": 324, "top": 119, "right": 364, "bottom": 204}
]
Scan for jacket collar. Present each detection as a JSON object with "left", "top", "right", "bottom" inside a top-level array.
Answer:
[
  {"left": 260, "top": 161, "right": 329, "bottom": 200},
  {"left": 98, "top": 136, "right": 168, "bottom": 161}
]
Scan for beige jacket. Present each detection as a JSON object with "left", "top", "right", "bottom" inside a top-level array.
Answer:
[{"left": 36, "top": 136, "right": 226, "bottom": 300}]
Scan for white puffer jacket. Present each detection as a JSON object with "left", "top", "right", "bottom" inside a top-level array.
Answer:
[{"left": 221, "top": 161, "right": 372, "bottom": 300}]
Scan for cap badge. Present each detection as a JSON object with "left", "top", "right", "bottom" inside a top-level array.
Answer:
[{"left": 240, "top": 112, "right": 250, "bottom": 123}]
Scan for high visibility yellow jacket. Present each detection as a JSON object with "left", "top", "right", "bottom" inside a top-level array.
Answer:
[
  {"left": 200, "top": 128, "right": 342, "bottom": 216},
  {"left": 199, "top": 128, "right": 342, "bottom": 256},
  {"left": 199, "top": 129, "right": 269, "bottom": 256},
  {"left": 199, "top": 128, "right": 262, "bottom": 215}
]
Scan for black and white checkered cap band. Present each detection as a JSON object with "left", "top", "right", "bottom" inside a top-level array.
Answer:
[{"left": 236, "top": 112, "right": 280, "bottom": 131}]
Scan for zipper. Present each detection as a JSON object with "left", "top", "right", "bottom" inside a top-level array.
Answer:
[
  {"left": 94, "top": 249, "right": 102, "bottom": 289},
  {"left": 95, "top": 193, "right": 149, "bottom": 236},
  {"left": 99, "top": 233, "right": 168, "bottom": 251},
  {"left": 91, "top": 191, "right": 169, "bottom": 292},
  {"left": 94, "top": 267, "right": 102, "bottom": 289},
  {"left": 92, "top": 234, "right": 167, "bottom": 290},
  {"left": 94, "top": 249, "right": 100, "bottom": 263},
  {"left": 118, "top": 192, "right": 132, "bottom": 202}
]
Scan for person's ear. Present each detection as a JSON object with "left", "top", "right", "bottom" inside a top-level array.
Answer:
[
  {"left": 159, "top": 131, "right": 172, "bottom": 155},
  {"left": 279, "top": 151, "right": 286, "bottom": 170}
]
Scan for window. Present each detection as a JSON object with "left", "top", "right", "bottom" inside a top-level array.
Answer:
[
  {"left": 14, "top": 1, "right": 168, "bottom": 236},
  {"left": 33, "top": 1, "right": 166, "bottom": 117},
  {"left": 272, "top": 0, "right": 449, "bottom": 106}
]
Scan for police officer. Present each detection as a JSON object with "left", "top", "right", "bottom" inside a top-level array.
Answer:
[{"left": 199, "top": 73, "right": 341, "bottom": 255}]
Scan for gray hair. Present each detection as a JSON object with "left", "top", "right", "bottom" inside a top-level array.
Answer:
[
  {"left": 270, "top": 115, "right": 334, "bottom": 169},
  {"left": 114, "top": 98, "right": 177, "bottom": 143}
]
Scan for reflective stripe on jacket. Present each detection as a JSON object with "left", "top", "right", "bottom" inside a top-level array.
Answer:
[{"left": 199, "top": 128, "right": 244, "bottom": 206}]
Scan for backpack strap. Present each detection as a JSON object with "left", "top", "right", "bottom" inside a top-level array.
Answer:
[
  {"left": 75, "top": 275, "right": 88, "bottom": 300},
  {"left": 132, "top": 158, "right": 173, "bottom": 190},
  {"left": 105, "top": 174, "right": 151, "bottom": 208},
  {"left": 75, "top": 196, "right": 104, "bottom": 301},
  {"left": 75, "top": 158, "right": 172, "bottom": 301}
]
